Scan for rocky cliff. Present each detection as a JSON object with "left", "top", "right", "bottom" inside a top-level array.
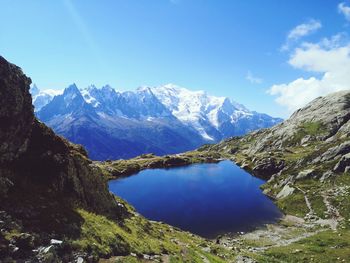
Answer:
[
  {"left": 0, "top": 55, "right": 125, "bottom": 211},
  {"left": 0, "top": 56, "right": 131, "bottom": 261}
]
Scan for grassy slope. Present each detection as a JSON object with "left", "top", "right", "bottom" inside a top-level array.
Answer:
[{"left": 73, "top": 197, "right": 234, "bottom": 262}]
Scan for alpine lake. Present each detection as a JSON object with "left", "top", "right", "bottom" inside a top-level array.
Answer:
[{"left": 109, "top": 160, "right": 282, "bottom": 239}]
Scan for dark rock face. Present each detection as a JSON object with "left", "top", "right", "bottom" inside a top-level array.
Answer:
[
  {"left": 0, "top": 56, "right": 33, "bottom": 163},
  {"left": 0, "top": 56, "right": 121, "bottom": 214},
  {"left": 0, "top": 56, "right": 128, "bottom": 261},
  {"left": 252, "top": 158, "right": 285, "bottom": 179},
  {"left": 333, "top": 153, "right": 350, "bottom": 173}
]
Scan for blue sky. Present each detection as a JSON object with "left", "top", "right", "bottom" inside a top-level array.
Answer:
[{"left": 0, "top": 0, "right": 349, "bottom": 118}]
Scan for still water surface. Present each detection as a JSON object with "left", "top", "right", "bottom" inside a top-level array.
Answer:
[{"left": 109, "top": 160, "right": 282, "bottom": 238}]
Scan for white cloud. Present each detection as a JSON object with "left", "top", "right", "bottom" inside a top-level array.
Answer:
[
  {"left": 246, "top": 71, "right": 263, "bottom": 84},
  {"left": 281, "top": 20, "right": 322, "bottom": 51},
  {"left": 268, "top": 35, "right": 350, "bottom": 113},
  {"left": 287, "top": 20, "right": 322, "bottom": 40},
  {"left": 339, "top": 2, "right": 350, "bottom": 21}
]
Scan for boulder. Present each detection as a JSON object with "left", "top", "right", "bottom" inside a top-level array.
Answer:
[
  {"left": 320, "top": 171, "right": 334, "bottom": 183},
  {"left": 36, "top": 245, "right": 58, "bottom": 262},
  {"left": 163, "top": 156, "right": 190, "bottom": 167},
  {"left": 50, "top": 239, "right": 63, "bottom": 246},
  {"left": 252, "top": 158, "right": 285, "bottom": 179},
  {"left": 300, "top": 135, "right": 312, "bottom": 145},
  {"left": 14, "top": 233, "right": 35, "bottom": 250},
  {"left": 296, "top": 169, "right": 315, "bottom": 180},
  {"left": 276, "top": 184, "right": 295, "bottom": 199}
]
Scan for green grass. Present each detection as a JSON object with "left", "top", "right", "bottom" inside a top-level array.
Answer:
[
  {"left": 285, "top": 121, "right": 326, "bottom": 146},
  {"left": 277, "top": 191, "right": 309, "bottom": 217},
  {"left": 71, "top": 209, "right": 231, "bottom": 261},
  {"left": 302, "top": 122, "right": 325, "bottom": 135},
  {"left": 113, "top": 256, "right": 140, "bottom": 263},
  {"left": 168, "top": 247, "right": 228, "bottom": 263},
  {"left": 308, "top": 194, "right": 327, "bottom": 218},
  {"left": 256, "top": 230, "right": 350, "bottom": 263},
  {"left": 73, "top": 208, "right": 179, "bottom": 257}
]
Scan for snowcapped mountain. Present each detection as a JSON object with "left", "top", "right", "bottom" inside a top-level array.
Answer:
[
  {"left": 152, "top": 84, "right": 249, "bottom": 141},
  {"left": 31, "top": 84, "right": 282, "bottom": 160},
  {"left": 151, "top": 84, "right": 281, "bottom": 141},
  {"left": 30, "top": 84, "right": 63, "bottom": 112},
  {"left": 32, "top": 84, "right": 203, "bottom": 160}
]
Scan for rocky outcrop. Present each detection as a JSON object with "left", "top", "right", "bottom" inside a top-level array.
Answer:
[
  {"left": 241, "top": 90, "right": 350, "bottom": 155},
  {"left": 313, "top": 141, "right": 350, "bottom": 163},
  {"left": 0, "top": 56, "right": 123, "bottom": 214},
  {"left": 296, "top": 169, "right": 315, "bottom": 180},
  {"left": 0, "top": 56, "right": 33, "bottom": 163},
  {"left": 0, "top": 56, "right": 128, "bottom": 261},
  {"left": 99, "top": 152, "right": 221, "bottom": 179},
  {"left": 251, "top": 157, "right": 285, "bottom": 179}
]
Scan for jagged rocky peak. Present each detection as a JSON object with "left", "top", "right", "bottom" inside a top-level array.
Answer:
[
  {"left": 100, "top": 84, "right": 117, "bottom": 97},
  {"left": 62, "top": 83, "right": 83, "bottom": 103},
  {"left": 64, "top": 83, "right": 79, "bottom": 93},
  {"left": 30, "top": 84, "right": 63, "bottom": 112}
]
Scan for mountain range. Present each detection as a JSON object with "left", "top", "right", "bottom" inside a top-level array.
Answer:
[{"left": 31, "top": 83, "right": 282, "bottom": 160}]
